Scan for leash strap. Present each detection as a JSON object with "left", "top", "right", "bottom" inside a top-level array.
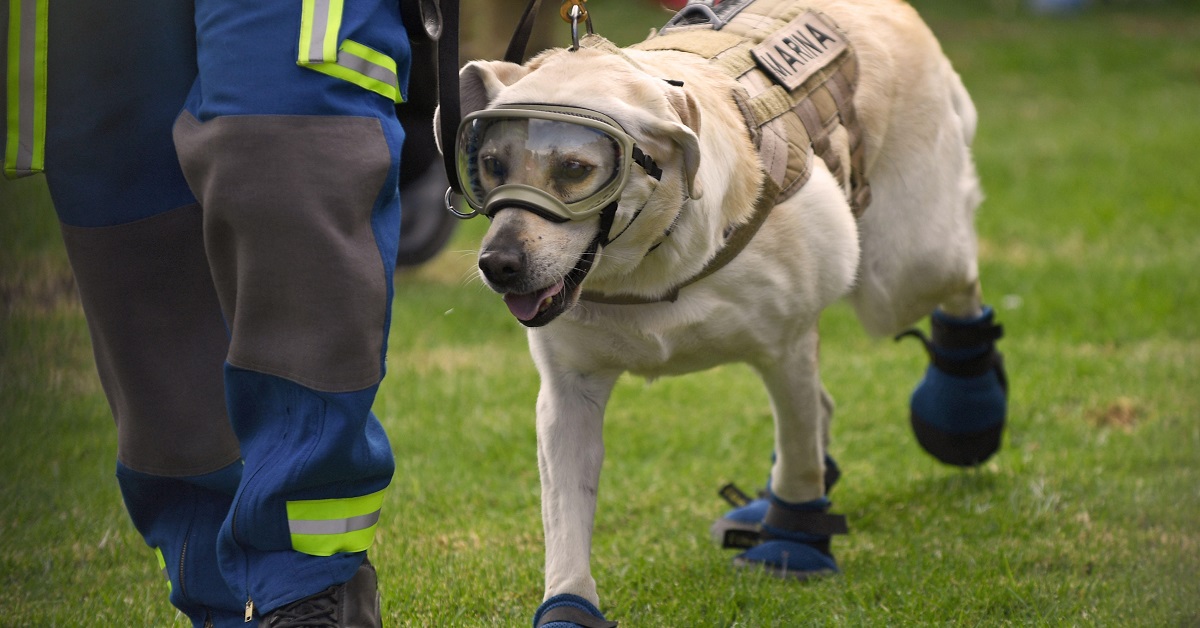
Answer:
[
  {"left": 436, "top": 0, "right": 550, "bottom": 192},
  {"left": 504, "top": 0, "right": 545, "bottom": 63},
  {"left": 436, "top": 0, "right": 463, "bottom": 193}
]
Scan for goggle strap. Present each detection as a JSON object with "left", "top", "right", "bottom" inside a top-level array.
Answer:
[
  {"left": 631, "top": 146, "right": 662, "bottom": 180},
  {"left": 598, "top": 201, "right": 620, "bottom": 247},
  {"left": 603, "top": 166, "right": 678, "bottom": 246}
]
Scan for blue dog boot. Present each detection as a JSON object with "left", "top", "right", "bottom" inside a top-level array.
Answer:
[
  {"left": 533, "top": 594, "right": 617, "bottom": 628},
  {"left": 730, "top": 494, "right": 847, "bottom": 580},
  {"left": 710, "top": 455, "right": 841, "bottom": 549},
  {"left": 897, "top": 306, "right": 1007, "bottom": 467}
]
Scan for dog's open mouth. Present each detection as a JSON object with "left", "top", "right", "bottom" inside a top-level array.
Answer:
[
  {"left": 504, "top": 281, "right": 566, "bottom": 323},
  {"left": 499, "top": 242, "right": 598, "bottom": 327}
]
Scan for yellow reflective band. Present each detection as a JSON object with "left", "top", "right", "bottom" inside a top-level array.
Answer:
[
  {"left": 298, "top": 0, "right": 343, "bottom": 64},
  {"left": 4, "top": 0, "right": 48, "bottom": 179},
  {"left": 286, "top": 487, "right": 387, "bottom": 557},
  {"left": 154, "top": 547, "right": 172, "bottom": 593},
  {"left": 299, "top": 39, "right": 403, "bottom": 104}
]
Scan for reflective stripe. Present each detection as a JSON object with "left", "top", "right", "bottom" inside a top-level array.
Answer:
[
  {"left": 286, "top": 487, "right": 387, "bottom": 556},
  {"left": 154, "top": 547, "right": 172, "bottom": 592},
  {"left": 289, "top": 510, "right": 380, "bottom": 535},
  {"left": 299, "top": 39, "right": 403, "bottom": 103},
  {"left": 298, "top": 0, "right": 343, "bottom": 64},
  {"left": 338, "top": 41, "right": 401, "bottom": 94},
  {"left": 4, "top": 0, "right": 48, "bottom": 178},
  {"left": 296, "top": 0, "right": 401, "bottom": 102}
]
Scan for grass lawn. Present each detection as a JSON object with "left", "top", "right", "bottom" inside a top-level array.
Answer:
[{"left": 2, "top": 1, "right": 1198, "bottom": 625}]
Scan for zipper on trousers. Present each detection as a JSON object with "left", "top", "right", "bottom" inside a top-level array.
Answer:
[
  {"left": 179, "top": 517, "right": 219, "bottom": 625},
  {"left": 232, "top": 504, "right": 255, "bottom": 622},
  {"left": 178, "top": 537, "right": 189, "bottom": 600}
]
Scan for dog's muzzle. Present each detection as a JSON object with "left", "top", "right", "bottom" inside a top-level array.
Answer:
[{"left": 450, "top": 104, "right": 661, "bottom": 221}]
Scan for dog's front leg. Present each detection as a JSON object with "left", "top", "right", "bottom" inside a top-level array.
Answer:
[
  {"left": 720, "top": 326, "right": 849, "bottom": 579},
  {"left": 534, "top": 361, "right": 620, "bottom": 609},
  {"left": 758, "top": 326, "right": 827, "bottom": 504}
]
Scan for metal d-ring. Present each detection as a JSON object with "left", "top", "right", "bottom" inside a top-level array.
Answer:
[
  {"left": 445, "top": 187, "right": 478, "bottom": 219},
  {"left": 569, "top": 4, "right": 582, "bottom": 51},
  {"left": 561, "top": 0, "right": 594, "bottom": 51}
]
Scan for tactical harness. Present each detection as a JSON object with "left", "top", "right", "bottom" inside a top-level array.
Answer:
[
  {"left": 436, "top": 0, "right": 873, "bottom": 306},
  {"left": 576, "top": 0, "right": 872, "bottom": 304}
]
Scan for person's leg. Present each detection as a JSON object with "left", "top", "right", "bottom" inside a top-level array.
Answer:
[
  {"left": 172, "top": 0, "right": 409, "bottom": 618},
  {"left": 39, "top": 1, "right": 247, "bottom": 624}
]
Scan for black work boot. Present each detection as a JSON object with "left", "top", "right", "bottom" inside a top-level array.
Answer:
[{"left": 259, "top": 558, "right": 382, "bottom": 627}]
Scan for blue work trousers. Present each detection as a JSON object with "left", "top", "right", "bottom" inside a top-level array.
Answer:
[{"left": 29, "top": 0, "right": 411, "bottom": 624}]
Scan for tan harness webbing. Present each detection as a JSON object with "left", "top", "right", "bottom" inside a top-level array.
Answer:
[
  {"left": 578, "top": 2, "right": 870, "bottom": 306},
  {"left": 581, "top": 176, "right": 782, "bottom": 305},
  {"left": 631, "top": 2, "right": 871, "bottom": 215}
]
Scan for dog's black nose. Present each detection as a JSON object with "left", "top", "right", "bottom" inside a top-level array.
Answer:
[{"left": 479, "top": 247, "right": 525, "bottom": 287}]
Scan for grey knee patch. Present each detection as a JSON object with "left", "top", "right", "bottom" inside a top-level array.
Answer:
[
  {"left": 61, "top": 205, "right": 240, "bottom": 476},
  {"left": 173, "top": 112, "right": 392, "bottom": 392}
]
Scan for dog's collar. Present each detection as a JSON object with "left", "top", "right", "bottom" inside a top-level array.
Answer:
[{"left": 580, "top": 176, "right": 780, "bottom": 305}]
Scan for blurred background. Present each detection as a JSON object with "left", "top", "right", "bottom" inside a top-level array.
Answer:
[{"left": 2, "top": 0, "right": 1198, "bottom": 624}]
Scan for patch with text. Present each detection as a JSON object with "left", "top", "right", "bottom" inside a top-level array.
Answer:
[{"left": 751, "top": 11, "right": 847, "bottom": 91}]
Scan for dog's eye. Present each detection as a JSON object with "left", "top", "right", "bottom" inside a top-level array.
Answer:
[
  {"left": 554, "top": 159, "right": 593, "bottom": 182},
  {"left": 480, "top": 155, "right": 507, "bottom": 182}
]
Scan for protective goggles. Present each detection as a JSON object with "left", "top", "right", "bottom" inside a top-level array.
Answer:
[{"left": 453, "top": 104, "right": 661, "bottom": 221}]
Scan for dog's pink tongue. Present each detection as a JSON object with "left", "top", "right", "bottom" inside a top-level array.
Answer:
[{"left": 503, "top": 282, "right": 564, "bottom": 321}]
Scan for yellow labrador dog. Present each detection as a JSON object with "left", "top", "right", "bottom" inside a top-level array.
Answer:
[{"left": 443, "top": 0, "right": 1008, "bottom": 623}]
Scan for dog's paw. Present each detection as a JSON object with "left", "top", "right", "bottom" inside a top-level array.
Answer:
[
  {"left": 533, "top": 594, "right": 617, "bottom": 628},
  {"left": 733, "top": 539, "right": 840, "bottom": 580},
  {"left": 711, "top": 455, "right": 842, "bottom": 549},
  {"left": 717, "top": 493, "right": 848, "bottom": 579},
  {"left": 898, "top": 306, "right": 1007, "bottom": 467},
  {"left": 731, "top": 495, "right": 846, "bottom": 579}
]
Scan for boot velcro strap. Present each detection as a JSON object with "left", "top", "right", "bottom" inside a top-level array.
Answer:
[
  {"left": 719, "top": 521, "right": 762, "bottom": 549},
  {"left": 932, "top": 347, "right": 1003, "bottom": 379},
  {"left": 718, "top": 482, "right": 755, "bottom": 508},
  {"left": 763, "top": 503, "right": 849, "bottom": 537},
  {"left": 895, "top": 327, "right": 1004, "bottom": 379},
  {"left": 536, "top": 607, "right": 618, "bottom": 628},
  {"left": 932, "top": 318, "right": 1004, "bottom": 349}
]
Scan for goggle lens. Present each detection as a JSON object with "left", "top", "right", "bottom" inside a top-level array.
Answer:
[{"left": 456, "top": 108, "right": 633, "bottom": 220}]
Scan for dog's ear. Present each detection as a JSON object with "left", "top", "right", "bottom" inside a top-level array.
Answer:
[
  {"left": 459, "top": 60, "right": 533, "bottom": 115},
  {"left": 666, "top": 87, "right": 701, "bottom": 138},
  {"left": 434, "top": 60, "right": 532, "bottom": 154},
  {"left": 655, "top": 87, "right": 703, "bottom": 199}
]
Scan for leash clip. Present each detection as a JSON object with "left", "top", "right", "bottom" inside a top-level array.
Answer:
[{"left": 561, "top": 0, "right": 593, "bottom": 51}]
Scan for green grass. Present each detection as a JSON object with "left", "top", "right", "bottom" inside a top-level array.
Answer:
[{"left": 2, "top": 1, "right": 1199, "bottom": 625}]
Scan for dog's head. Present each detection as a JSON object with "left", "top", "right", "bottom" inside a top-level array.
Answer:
[{"left": 444, "top": 46, "right": 702, "bottom": 326}]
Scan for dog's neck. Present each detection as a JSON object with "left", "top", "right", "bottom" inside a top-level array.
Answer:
[
  {"left": 569, "top": 35, "right": 768, "bottom": 305},
  {"left": 580, "top": 175, "right": 776, "bottom": 305}
]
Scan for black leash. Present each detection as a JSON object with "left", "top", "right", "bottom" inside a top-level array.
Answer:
[
  {"left": 434, "top": 0, "right": 545, "bottom": 195},
  {"left": 435, "top": 0, "right": 463, "bottom": 194},
  {"left": 504, "top": 0, "right": 545, "bottom": 63},
  {"left": 432, "top": 0, "right": 558, "bottom": 195}
]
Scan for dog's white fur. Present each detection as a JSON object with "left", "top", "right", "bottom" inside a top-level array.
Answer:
[{"left": 454, "top": 0, "right": 986, "bottom": 607}]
